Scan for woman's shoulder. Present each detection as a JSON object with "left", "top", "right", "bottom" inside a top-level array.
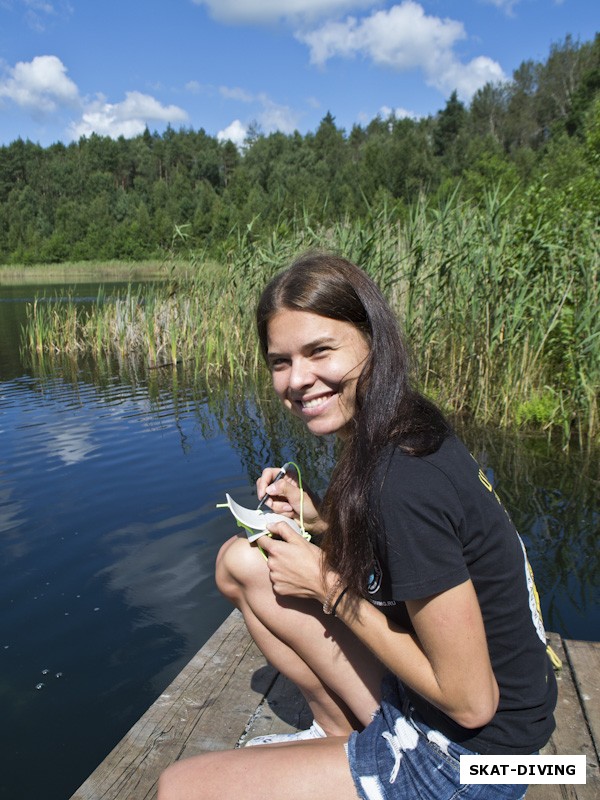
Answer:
[
  {"left": 372, "top": 435, "right": 468, "bottom": 503},
  {"left": 381, "top": 433, "right": 467, "bottom": 473}
]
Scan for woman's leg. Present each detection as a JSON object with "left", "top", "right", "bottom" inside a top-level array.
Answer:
[
  {"left": 215, "top": 535, "right": 386, "bottom": 732},
  {"left": 158, "top": 737, "right": 359, "bottom": 800}
]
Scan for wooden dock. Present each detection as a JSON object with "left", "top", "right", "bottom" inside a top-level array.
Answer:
[{"left": 70, "top": 612, "right": 599, "bottom": 800}]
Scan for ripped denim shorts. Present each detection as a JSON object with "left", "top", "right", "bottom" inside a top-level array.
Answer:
[{"left": 347, "top": 675, "right": 528, "bottom": 800}]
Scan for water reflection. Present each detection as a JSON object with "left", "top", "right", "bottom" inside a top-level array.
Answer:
[
  {"left": 100, "top": 508, "right": 229, "bottom": 643},
  {"left": 1, "top": 358, "right": 244, "bottom": 800},
  {"left": 20, "top": 349, "right": 600, "bottom": 642},
  {"left": 0, "top": 481, "right": 27, "bottom": 554},
  {"left": 463, "top": 426, "right": 599, "bottom": 638}
]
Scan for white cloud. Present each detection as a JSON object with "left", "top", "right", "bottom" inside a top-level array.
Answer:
[
  {"left": 24, "top": 0, "right": 56, "bottom": 12},
  {"left": 0, "top": 54, "right": 79, "bottom": 112},
  {"left": 219, "top": 85, "right": 254, "bottom": 102},
  {"left": 438, "top": 55, "right": 505, "bottom": 99},
  {"left": 380, "top": 104, "right": 419, "bottom": 120},
  {"left": 21, "top": 0, "right": 74, "bottom": 32},
  {"left": 296, "top": 1, "right": 505, "bottom": 100},
  {"left": 68, "top": 90, "right": 188, "bottom": 139},
  {"left": 0, "top": 54, "right": 189, "bottom": 140},
  {"left": 481, "top": 0, "right": 520, "bottom": 15},
  {"left": 192, "top": 0, "right": 376, "bottom": 24},
  {"left": 256, "top": 93, "right": 299, "bottom": 133},
  {"left": 217, "top": 118, "right": 247, "bottom": 145},
  {"left": 218, "top": 86, "right": 300, "bottom": 137}
]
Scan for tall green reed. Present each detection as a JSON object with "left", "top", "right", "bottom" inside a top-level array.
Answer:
[{"left": 21, "top": 189, "right": 599, "bottom": 447}]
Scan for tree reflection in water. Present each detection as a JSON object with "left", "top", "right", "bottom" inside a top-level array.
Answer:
[{"left": 26, "top": 351, "right": 599, "bottom": 640}]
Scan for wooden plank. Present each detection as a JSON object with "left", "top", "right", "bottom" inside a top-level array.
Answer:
[
  {"left": 529, "top": 634, "right": 600, "bottom": 800},
  {"left": 530, "top": 634, "right": 579, "bottom": 800},
  {"left": 564, "top": 639, "right": 600, "bottom": 762},
  {"left": 69, "top": 610, "right": 270, "bottom": 800}
]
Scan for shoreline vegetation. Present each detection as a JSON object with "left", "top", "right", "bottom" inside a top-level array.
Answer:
[
  {"left": 0, "top": 260, "right": 164, "bottom": 283},
  {"left": 18, "top": 192, "right": 600, "bottom": 449}
]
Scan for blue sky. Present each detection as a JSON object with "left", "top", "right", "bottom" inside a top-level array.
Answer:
[{"left": 0, "top": 1, "right": 597, "bottom": 148}]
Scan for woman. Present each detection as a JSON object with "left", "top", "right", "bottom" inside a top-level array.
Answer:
[{"left": 158, "top": 252, "right": 557, "bottom": 799}]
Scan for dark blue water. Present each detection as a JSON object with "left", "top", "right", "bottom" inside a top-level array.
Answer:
[
  {"left": 1, "top": 371, "right": 239, "bottom": 795},
  {"left": 0, "top": 283, "right": 260, "bottom": 799},
  {"left": 0, "top": 280, "right": 598, "bottom": 800}
]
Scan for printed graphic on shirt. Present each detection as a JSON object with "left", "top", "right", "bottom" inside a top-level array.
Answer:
[
  {"left": 472, "top": 451, "right": 547, "bottom": 646},
  {"left": 517, "top": 535, "right": 547, "bottom": 644},
  {"left": 367, "top": 557, "right": 382, "bottom": 594}
]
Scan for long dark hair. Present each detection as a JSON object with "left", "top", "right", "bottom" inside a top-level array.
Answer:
[{"left": 257, "top": 251, "right": 451, "bottom": 592}]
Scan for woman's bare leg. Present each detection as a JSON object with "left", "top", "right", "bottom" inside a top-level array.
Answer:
[
  {"left": 158, "top": 737, "right": 359, "bottom": 800},
  {"left": 215, "top": 535, "right": 386, "bottom": 732}
]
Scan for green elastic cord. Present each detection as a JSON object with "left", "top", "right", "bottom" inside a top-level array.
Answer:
[{"left": 286, "top": 461, "right": 306, "bottom": 536}]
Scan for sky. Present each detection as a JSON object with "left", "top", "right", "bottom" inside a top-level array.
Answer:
[{"left": 0, "top": 0, "right": 597, "bottom": 148}]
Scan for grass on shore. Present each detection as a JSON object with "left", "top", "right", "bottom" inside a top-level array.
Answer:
[
  {"left": 0, "top": 260, "right": 169, "bottom": 284},
  {"left": 21, "top": 195, "right": 600, "bottom": 448}
]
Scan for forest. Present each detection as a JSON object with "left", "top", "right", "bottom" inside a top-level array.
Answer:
[{"left": 1, "top": 34, "right": 598, "bottom": 265}]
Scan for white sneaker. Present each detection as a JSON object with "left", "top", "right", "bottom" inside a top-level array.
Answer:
[{"left": 245, "top": 720, "right": 326, "bottom": 746}]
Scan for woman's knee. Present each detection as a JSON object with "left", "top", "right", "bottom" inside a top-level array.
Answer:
[
  {"left": 157, "top": 762, "right": 178, "bottom": 799},
  {"left": 158, "top": 755, "right": 214, "bottom": 799},
  {"left": 215, "top": 535, "right": 268, "bottom": 600}
]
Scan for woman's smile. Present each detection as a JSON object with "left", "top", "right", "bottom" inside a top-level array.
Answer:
[
  {"left": 300, "top": 392, "right": 334, "bottom": 410},
  {"left": 267, "top": 309, "right": 370, "bottom": 437}
]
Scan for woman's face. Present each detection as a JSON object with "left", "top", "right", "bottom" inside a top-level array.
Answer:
[{"left": 266, "top": 308, "right": 370, "bottom": 438}]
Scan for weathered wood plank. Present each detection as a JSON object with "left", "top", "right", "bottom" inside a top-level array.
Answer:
[
  {"left": 564, "top": 639, "right": 600, "bottom": 762},
  {"left": 529, "top": 634, "right": 578, "bottom": 800},
  {"left": 529, "top": 634, "right": 600, "bottom": 800},
  {"left": 69, "top": 610, "right": 270, "bottom": 800}
]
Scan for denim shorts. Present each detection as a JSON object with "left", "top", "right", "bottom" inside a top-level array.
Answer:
[{"left": 347, "top": 675, "right": 528, "bottom": 800}]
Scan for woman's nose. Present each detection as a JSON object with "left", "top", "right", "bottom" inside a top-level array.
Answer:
[{"left": 288, "top": 357, "right": 313, "bottom": 390}]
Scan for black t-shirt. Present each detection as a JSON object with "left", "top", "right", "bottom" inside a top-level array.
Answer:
[{"left": 366, "top": 434, "right": 557, "bottom": 754}]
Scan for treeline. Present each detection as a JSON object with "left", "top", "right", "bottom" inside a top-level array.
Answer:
[{"left": 1, "top": 34, "right": 599, "bottom": 265}]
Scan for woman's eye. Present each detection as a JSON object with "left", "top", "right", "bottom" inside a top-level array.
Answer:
[{"left": 312, "top": 346, "right": 330, "bottom": 356}]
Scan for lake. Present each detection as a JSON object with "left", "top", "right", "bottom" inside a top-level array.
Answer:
[{"left": 1, "top": 278, "right": 598, "bottom": 800}]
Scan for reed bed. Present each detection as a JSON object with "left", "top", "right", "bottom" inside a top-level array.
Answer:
[{"left": 22, "top": 193, "right": 600, "bottom": 447}]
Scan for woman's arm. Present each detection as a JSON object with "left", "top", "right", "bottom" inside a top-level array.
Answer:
[
  {"left": 261, "top": 523, "right": 499, "bottom": 730},
  {"left": 337, "top": 580, "right": 499, "bottom": 729}
]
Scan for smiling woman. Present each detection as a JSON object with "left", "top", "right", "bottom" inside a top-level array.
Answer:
[{"left": 158, "top": 251, "right": 558, "bottom": 800}]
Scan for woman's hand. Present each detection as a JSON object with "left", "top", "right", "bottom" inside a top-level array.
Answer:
[
  {"left": 256, "top": 467, "right": 327, "bottom": 534},
  {"left": 258, "top": 522, "right": 334, "bottom": 603}
]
